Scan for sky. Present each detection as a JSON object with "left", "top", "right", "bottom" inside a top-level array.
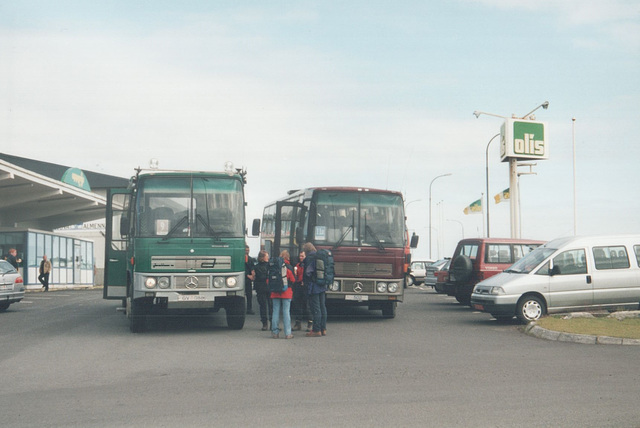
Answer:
[{"left": 2, "top": 0, "right": 639, "bottom": 259}]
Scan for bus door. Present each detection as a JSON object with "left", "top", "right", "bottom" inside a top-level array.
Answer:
[
  {"left": 104, "top": 188, "right": 130, "bottom": 300},
  {"left": 275, "top": 201, "right": 306, "bottom": 261}
]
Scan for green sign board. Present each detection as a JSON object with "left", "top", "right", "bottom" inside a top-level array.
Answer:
[
  {"left": 500, "top": 118, "right": 549, "bottom": 162},
  {"left": 61, "top": 168, "right": 91, "bottom": 191}
]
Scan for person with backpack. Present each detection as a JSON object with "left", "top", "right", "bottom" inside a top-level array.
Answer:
[
  {"left": 269, "top": 250, "right": 296, "bottom": 339},
  {"left": 302, "top": 242, "right": 327, "bottom": 337},
  {"left": 292, "top": 251, "right": 312, "bottom": 332},
  {"left": 254, "top": 250, "right": 271, "bottom": 331}
]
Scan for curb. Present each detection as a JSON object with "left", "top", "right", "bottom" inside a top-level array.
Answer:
[{"left": 524, "top": 322, "right": 640, "bottom": 346}]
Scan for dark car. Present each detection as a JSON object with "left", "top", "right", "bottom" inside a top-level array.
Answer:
[
  {"left": 444, "top": 238, "right": 545, "bottom": 305},
  {"left": 424, "top": 258, "right": 450, "bottom": 287}
]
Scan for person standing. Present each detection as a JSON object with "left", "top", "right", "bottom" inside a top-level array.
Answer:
[
  {"left": 303, "top": 242, "right": 327, "bottom": 337},
  {"left": 270, "top": 250, "right": 296, "bottom": 339},
  {"left": 38, "top": 255, "right": 52, "bottom": 291},
  {"left": 254, "top": 250, "right": 271, "bottom": 331},
  {"left": 5, "top": 248, "right": 21, "bottom": 269},
  {"left": 244, "top": 245, "right": 256, "bottom": 314},
  {"left": 292, "top": 251, "right": 312, "bottom": 332}
]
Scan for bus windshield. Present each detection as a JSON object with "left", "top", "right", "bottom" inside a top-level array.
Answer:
[
  {"left": 137, "top": 176, "right": 244, "bottom": 238},
  {"left": 313, "top": 192, "right": 404, "bottom": 248}
]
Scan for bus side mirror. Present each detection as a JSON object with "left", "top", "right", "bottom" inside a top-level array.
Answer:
[
  {"left": 120, "top": 216, "right": 130, "bottom": 237},
  {"left": 251, "top": 219, "right": 261, "bottom": 236},
  {"left": 410, "top": 233, "right": 419, "bottom": 249}
]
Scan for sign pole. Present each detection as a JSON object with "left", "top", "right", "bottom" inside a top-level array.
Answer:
[{"left": 509, "top": 158, "right": 519, "bottom": 238}]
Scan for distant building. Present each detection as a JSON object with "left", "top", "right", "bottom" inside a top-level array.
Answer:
[{"left": 0, "top": 153, "right": 128, "bottom": 289}]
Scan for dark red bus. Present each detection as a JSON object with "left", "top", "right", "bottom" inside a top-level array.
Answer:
[{"left": 256, "top": 187, "right": 417, "bottom": 318}]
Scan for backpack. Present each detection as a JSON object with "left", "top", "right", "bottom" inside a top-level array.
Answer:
[
  {"left": 267, "top": 256, "right": 289, "bottom": 293},
  {"left": 314, "top": 249, "right": 335, "bottom": 287}
]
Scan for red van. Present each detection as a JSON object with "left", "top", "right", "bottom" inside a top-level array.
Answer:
[{"left": 444, "top": 238, "right": 545, "bottom": 305}]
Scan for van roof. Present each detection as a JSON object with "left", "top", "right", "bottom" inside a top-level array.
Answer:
[
  {"left": 544, "top": 234, "right": 640, "bottom": 249},
  {"left": 455, "top": 237, "right": 545, "bottom": 246}
]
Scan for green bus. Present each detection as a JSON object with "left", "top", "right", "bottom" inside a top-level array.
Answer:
[{"left": 104, "top": 168, "right": 248, "bottom": 332}]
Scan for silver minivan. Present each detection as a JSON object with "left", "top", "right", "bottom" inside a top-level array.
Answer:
[{"left": 470, "top": 234, "right": 640, "bottom": 323}]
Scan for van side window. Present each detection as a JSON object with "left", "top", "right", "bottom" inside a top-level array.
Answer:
[
  {"left": 486, "top": 244, "right": 511, "bottom": 263},
  {"left": 552, "top": 249, "right": 587, "bottom": 275},
  {"left": 536, "top": 261, "right": 550, "bottom": 276},
  {"left": 593, "top": 246, "right": 630, "bottom": 270}
]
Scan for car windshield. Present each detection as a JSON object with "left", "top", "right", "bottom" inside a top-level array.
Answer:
[
  {"left": 505, "top": 246, "right": 556, "bottom": 274},
  {"left": 0, "top": 260, "right": 17, "bottom": 274}
]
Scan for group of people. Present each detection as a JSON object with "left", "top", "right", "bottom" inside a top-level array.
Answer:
[
  {"left": 2, "top": 249, "right": 52, "bottom": 291},
  {"left": 244, "top": 242, "right": 328, "bottom": 339}
]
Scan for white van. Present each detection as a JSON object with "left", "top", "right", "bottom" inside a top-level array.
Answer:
[{"left": 470, "top": 234, "right": 640, "bottom": 323}]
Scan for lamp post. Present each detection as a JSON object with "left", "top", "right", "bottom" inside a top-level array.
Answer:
[
  {"left": 447, "top": 219, "right": 464, "bottom": 240},
  {"left": 428, "top": 173, "right": 451, "bottom": 259},
  {"left": 484, "top": 133, "right": 500, "bottom": 237}
]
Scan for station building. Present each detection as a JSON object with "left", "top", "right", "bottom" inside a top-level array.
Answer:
[{"left": 0, "top": 153, "right": 128, "bottom": 289}]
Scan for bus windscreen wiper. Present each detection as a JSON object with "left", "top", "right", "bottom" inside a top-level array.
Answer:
[
  {"left": 161, "top": 215, "right": 188, "bottom": 241},
  {"left": 196, "top": 213, "right": 221, "bottom": 239},
  {"left": 365, "top": 224, "right": 385, "bottom": 251},
  {"left": 334, "top": 212, "right": 355, "bottom": 249}
]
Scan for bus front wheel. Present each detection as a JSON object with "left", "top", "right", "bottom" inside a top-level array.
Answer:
[
  {"left": 381, "top": 301, "right": 397, "bottom": 319},
  {"left": 226, "top": 296, "right": 246, "bottom": 330}
]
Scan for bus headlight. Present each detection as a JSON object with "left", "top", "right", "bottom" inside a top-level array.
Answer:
[
  {"left": 388, "top": 282, "right": 399, "bottom": 293},
  {"left": 376, "top": 282, "right": 388, "bottom": 293},
  {"left": 226, "top": 276, "right": 238, "bottom": 287},
  {"left": 144, "top": 277, "right": 157, "bottom": 289},
  {"left": 158, "top": 277, "right": 170, "bottom": 289},
  {"left": 213, "top": 277, "right": 225, "bottom": 288},
  {"left": 328, "top": 281, "right": 340, "bottom": 292}
]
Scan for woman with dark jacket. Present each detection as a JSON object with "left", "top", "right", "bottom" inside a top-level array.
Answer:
[{"left": 254, "top": 250, "right": 271, "bottom": 331}]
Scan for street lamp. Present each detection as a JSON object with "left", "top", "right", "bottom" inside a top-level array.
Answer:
[
  {"left": 484, "top": 133, "right": 500, "bottom": 237},
  {"left": 428, "top": 173, "right": 451, "bottom": 259},
  {"left": 447, "top": 219, "right": 464, "bottom": 239}
]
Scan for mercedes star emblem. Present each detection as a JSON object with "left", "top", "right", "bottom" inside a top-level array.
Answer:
[
  {"left": 184, "top": 276, "right": 199, "bottom": 289},
  {"left": 353, "top": 282, "right": 363, "bottom": 293}
]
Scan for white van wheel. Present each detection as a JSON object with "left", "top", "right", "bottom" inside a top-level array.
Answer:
[{"left": 517, "top": 295, "right": 545, "bottom": 323}]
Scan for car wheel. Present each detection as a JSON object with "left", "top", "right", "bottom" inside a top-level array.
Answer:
[
  {"left": 516, "top": 295, "right": 545, "bottom": 323},
  {"left": 451, "top": 255, "right": 473, "bottom": 283},
  {"left": 0, "top": 301, "right": 10, "bottom": 312},
  {"left": 434, "top": 282, "right": 445, "bottom": 294}
]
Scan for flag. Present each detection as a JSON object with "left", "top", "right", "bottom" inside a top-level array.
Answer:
[
  {"left": 463, "top": 198, "right": 482, "bottom": 215},
  {"left": 494, "top": 188, "right": 510, "bottom": 204}
]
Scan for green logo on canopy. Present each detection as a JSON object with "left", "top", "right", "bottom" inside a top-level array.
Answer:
[{"left": 61, "top": 168, "right": 91, "bottom": 191}]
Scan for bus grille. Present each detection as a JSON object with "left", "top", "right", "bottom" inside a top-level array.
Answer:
[
  {"left": 151, "top": 256, "right": 231, "bottom": 270},
  {"left": 174, "top": 275, "right": 210, "bottom": 290},
  {"left": 342, "top": 279, "right": 375, "bottom": 293},
  {"left": 335, "top": 262, "right": 393, "bottom": 277}
]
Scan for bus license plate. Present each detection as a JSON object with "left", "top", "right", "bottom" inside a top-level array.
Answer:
[
  {"left": 345, "top": 295, "right": 368, "bottom": 302},
  {"left": 178, "top": 294, "right": 206, "bottom": 302}
]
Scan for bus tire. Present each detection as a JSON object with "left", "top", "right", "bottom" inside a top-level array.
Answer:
[
  {"left": 130, "top": 299, "right": 147, "bottom": 333},
  {"left": 226, "top": 296, "right": 246, "bottom": 330},
  {"left": 381, "top": 301, "right": 397, "bottom": 319}
]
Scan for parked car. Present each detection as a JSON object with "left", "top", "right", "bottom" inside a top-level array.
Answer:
[
  {"left": 445, "top": 238, "right": 545, "bottom": 305},
  {"left": 0, "top": 259, "right": 25, "bottom": 311},
  {"left": 471, "top": 234, "right": 640, "bottom": 323},
  {"left": 424, "top": 258, "right": 450, "bottom": 287},
  {"left": 407, "top": 260, "right": 434, "bottom": 286},
  {"left": 433, "top": 260, "right": 451, "bottom": 294}
]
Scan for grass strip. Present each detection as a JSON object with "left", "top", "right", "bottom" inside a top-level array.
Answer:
[{"left": 536, "top": 316, "right": 640, "bottom": 339}]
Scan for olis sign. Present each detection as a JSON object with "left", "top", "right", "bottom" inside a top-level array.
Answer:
[{"left": 500, "top": 118, "right": 549, "bottom": 162}]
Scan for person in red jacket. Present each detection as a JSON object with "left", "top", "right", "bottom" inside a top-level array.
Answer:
[{"left": 270, "top": 250, "right": 296, "bottom": 339}]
